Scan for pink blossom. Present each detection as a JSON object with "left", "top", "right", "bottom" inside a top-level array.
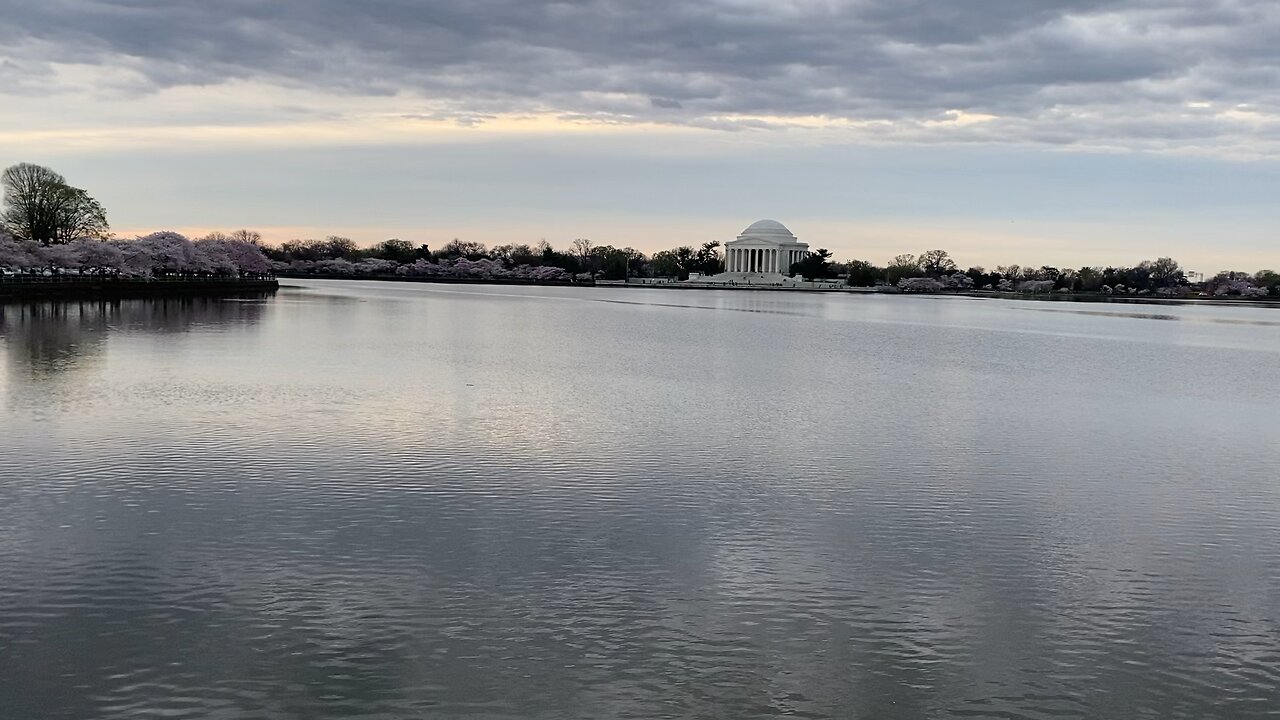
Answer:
[
  {"left": 195, "top": 237, "right": 272, "bottom": 275},
  {"left": 898, "top": 277, "right": 945, "bottom": 292},
  {"left": 353, "top": 258, "right": 397, "bottom": 275},
  {"left": 0, "top": 234, "right": 39, "bottom": 270},
  {"left": 38, "top": 243, "right": 81, "bottom": 271},
  {"left": 134, "top": 232, "right": 202, "bottom": 274},
  {"left": 69, "top": 239, "right": 125, "bottom": 274}
]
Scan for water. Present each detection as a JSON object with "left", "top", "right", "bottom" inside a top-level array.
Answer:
[{"left": 2, "top": 279, "right": 1279, "bottom": 719}]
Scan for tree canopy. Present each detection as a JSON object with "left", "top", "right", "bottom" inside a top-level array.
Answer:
[
  {"left": 2, "top": 163, "right": 109, "bottom": 244},
  {"left": 791, "top": 248, "right": 834, "bottom": 278},
  {"left": 918, "top": 249, "right": 957, "bottom": 276}
]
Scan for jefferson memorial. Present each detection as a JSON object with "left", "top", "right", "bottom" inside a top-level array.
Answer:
[{"left": 720, "top": 219, "right": 809, "bottom": 275}]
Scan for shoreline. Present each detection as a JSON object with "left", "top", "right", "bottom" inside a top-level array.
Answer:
[
  {"left": 7, "top": 273, "right": 1274, "bottom": 309},
  {"left": 288, "top": 274, "right": 1280, "bottom": 306},
  {"left": 0, "top": 277, "right": 280, "bottom": 302},
  {"left": 276, "top": 272, "right": 581, "bottom": 288},
  {"left": 605, "top": 279, "right": 1280, "bottom": 306},
  {"left": 963, "top": 289, "right": 1279, "bottom": 307}
]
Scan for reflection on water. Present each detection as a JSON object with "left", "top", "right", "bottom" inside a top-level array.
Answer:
[
  {"left": 1, "top": 296, "right": 270, "bottom": 370},
  {"left": 1, "top": 302, "right": 114, "bottom": 378},
  {"left": 2, "top": 280, "right": 1280, "bottom": 720},
  {"left": 1, "top": 297, "right": 269, "bottom": 416}
]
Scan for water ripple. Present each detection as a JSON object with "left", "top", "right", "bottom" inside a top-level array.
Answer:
[{"left": 2, "top": 281, "right": 1279, "bottom": 719}]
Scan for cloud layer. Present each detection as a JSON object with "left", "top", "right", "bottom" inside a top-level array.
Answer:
[{"left": 4, "top": 0, "right": 1280, "bottom": 153}]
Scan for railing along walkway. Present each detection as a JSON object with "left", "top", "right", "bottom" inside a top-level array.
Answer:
[{"left": 0, "top": 274, "right": 276, "bottom": 284}]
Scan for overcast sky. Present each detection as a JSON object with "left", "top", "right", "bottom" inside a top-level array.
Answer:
[{"left": 2, "top": 0, "right": 1278, "bottom": 271}]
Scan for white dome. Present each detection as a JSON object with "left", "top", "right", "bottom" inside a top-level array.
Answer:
[{"left": 738, "top": 219, "right": 797, "bottom": 242}]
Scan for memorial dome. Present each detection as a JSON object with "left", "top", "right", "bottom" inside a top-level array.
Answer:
[{"left": 739, "top": 219, "right": 797, "bottom": 242}]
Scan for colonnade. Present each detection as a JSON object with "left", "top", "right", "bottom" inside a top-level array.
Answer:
[{"left": 726, "top": 247, "right": 808, "bottom": 273}]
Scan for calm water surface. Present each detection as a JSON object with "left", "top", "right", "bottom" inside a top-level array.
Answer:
[{"left": 2, "top": 279, "right": 1280, "bottom": 719}]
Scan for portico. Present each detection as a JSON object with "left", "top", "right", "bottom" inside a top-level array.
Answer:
[
  {"left": 725, "top": 246, "right": 809, "bottom": 274},
  {"left": 723, "top": 220, "right": 809, "bottom": 275}
]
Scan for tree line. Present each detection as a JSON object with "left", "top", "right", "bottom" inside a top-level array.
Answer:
[
  {"left": 2, "top": 162, "right": 1276, "bottom": 296},
  {"left": 839, "top": 251, "right": 1279, "bottom": 297},
  {"left": 271, "top": 237, "right": 1278, "bottom": 297},
  {"left": 0, "top": 231, "right": 273, "bottom": 278},
  {"left": 264, "top": 235, "right": 729, "bottom": 282}
]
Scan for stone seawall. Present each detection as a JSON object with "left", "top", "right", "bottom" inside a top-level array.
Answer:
[{"left": 0, "top": 278, "right": 279, "bottom": 302}]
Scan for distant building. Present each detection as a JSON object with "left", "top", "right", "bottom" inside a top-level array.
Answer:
[{"left": 723, "top": 220, "right": 809, "bottom": 274}]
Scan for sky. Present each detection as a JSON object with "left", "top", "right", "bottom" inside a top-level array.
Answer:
[{"left": 1, "top": 0, "right": 1278, "bottom": 272}]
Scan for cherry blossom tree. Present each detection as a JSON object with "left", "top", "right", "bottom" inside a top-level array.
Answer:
[
  {"left": 194, "top": 242, "right": 238, "bottom": 275},
  {"left": 1018, "top": 280, "right": 1056, "bottom": 293},
  {"left": 0, "top": 232, "right": 38, "bottom": 270},
  {"left": 352, "top": 258, "right": 397, "bottom": 275},
  {"left": 37, "top": 243, "right": 80, "bottom": 271},
  {"left": 134, "top": 232, "right": 202, "bottom": 275},
  {"left": 898, "top": 277, "right": 945, "bottom": 292},
  {"left": 397, "top": 259, "right": 442, "bottom": 276},
  {"left": 1211, "top": 275, "right": 1268, "bottom": 297},
  {"left": 314, "top": 258, "right": 356, "bottom": 275},
  {"left": 69, "top": 239, "right": 125, "bottom": 275},
  {"left": 195, "top": 236, "right": 272, "bottom": 275},
  {"left": 513, "top": 265, "right": 569, "bottom": 281}
]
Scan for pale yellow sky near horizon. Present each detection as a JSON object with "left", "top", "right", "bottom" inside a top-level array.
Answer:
[{"left": 4, "top": 87, "right": 1268, "bottom": 277}]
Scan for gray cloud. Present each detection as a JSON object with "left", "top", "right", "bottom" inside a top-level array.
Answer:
[{"left": 3, "top": 0, "right": 1280, "bottom": 150}]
